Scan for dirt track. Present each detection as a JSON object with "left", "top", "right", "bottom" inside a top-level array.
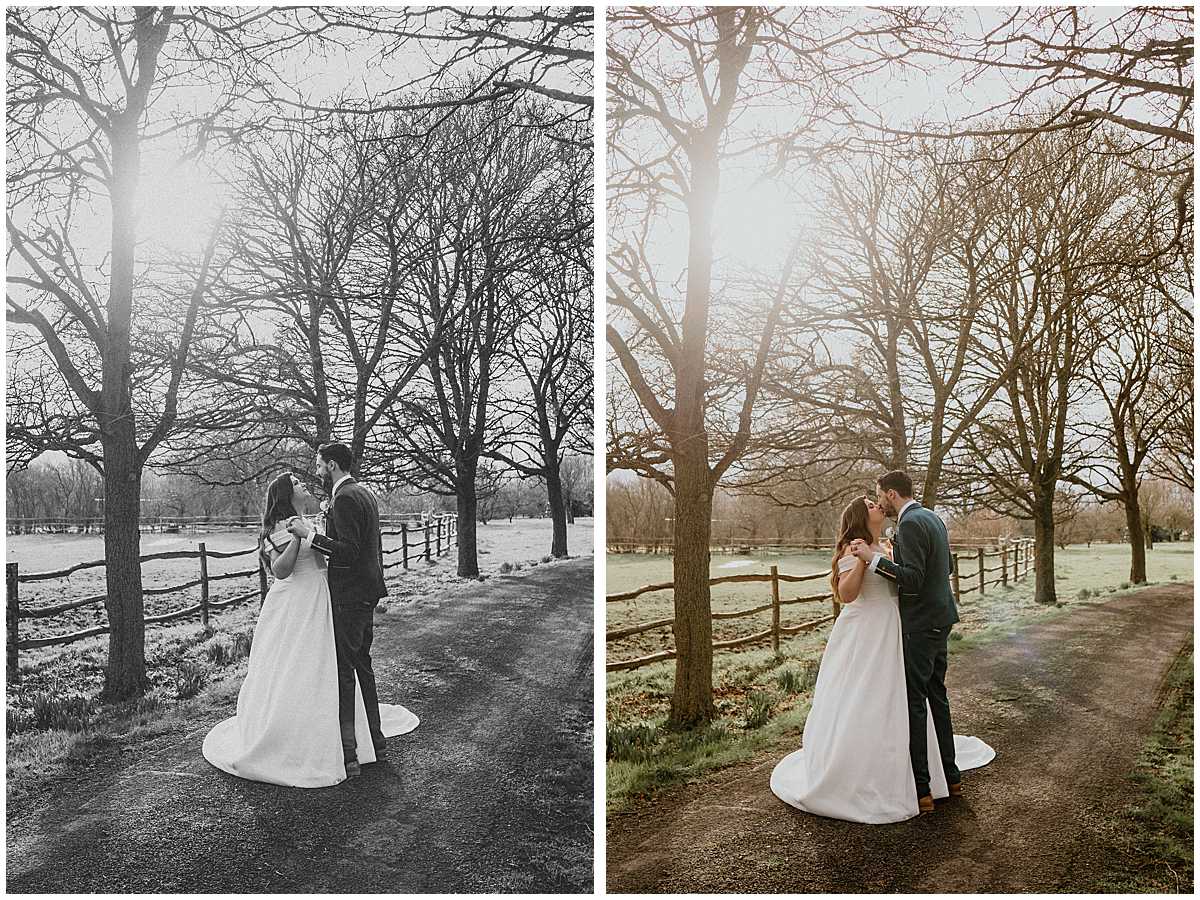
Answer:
[
  {"left": 606, "top": 582, "right": 1193, "bottom": 893},
  {"left": 7, "top": 558, "right": 594, "bottom": 893}
]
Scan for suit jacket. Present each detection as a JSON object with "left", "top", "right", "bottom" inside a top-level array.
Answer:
[
  {"left": 874, "top": 502, "right": 959, "bottom": 633},
  {"left": 311, "top": 479, "right": 387, "bottom": 605}
]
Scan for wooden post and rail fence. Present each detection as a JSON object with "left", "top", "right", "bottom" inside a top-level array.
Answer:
[
  {"left": 5, "top": 515, "right": 458, "bottom": 685},
  {"left": 606, "top": 538, "right": 1036, "bottom": 673}
]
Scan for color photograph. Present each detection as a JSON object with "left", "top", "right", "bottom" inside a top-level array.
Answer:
[{"left": 605, "top": 6, "right": 1193, "bottom": 893}]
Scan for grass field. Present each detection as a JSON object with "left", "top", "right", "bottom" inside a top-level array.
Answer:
[{"left": 606, "top": 541, "right": 1193, "bottom": 809}]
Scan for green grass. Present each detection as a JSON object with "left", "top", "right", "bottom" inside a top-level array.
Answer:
[
  {"left": 606, "top": 691, "right": 813, "bottom": 807},
  {"left": 606, "top": 542, "right": 1193, "bottom": 812},
  {"left": 1096, "top": 646, "right": 1193, "bottom": 892}
]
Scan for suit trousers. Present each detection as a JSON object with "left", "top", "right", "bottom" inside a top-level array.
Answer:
[
  {"left": 331, "top": 599, "right": 384, "bottom": 760},
  {"left": 902, "top": 625, "right": 960, "bottom": 796}
]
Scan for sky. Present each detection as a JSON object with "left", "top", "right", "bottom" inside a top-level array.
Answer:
[{"left": 609, "top": 6, "right": 1157, "bottom": 283}]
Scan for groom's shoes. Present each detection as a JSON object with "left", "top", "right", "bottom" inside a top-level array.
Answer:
[
  {"left": 344, "top": 759, "right": 362, "bottom": 778},
  {"left": 917, "top": 794, "right": 935, "bottom": 814},
  {"left": 948, "top": 780, "right": 963, "bottom": 798}
]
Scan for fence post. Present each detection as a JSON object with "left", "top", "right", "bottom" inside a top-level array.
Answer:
[
  {"left": 951, "top": 552, "right": 961, "bottom": 601},
  {"left": 770, "top": 565, "right": 780, "bottom": 655},
  {"left": 7, "top": 563, "right": 18, "bottom": 686},
  {"left": 1000, "top": 546, "right": 1008, "bottom": 588},
  {"left": 199, "top": 542, "right": 210, "bottom": 628},
  {"left": 424, "top": 522, "right": 432, "bottom": 561},
  {"left": 401, "top": 524, "right": 409, "bottom": 570},
  {"left": 978, "top": 547, "right": 986, "bottom": 596},
  {"left": 436, "top": 518, "right": 443, "bottom": 557}
]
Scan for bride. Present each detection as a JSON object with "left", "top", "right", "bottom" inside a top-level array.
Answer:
[
  {"left": 770, "top": 496, "right": 994, "bottom": 823},
  {"left": 203, "top": 472, "right": 418, "bottom": 787}
]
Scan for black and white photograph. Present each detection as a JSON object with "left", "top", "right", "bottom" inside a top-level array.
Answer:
[
  {"left": 6, "top": 5, "right": 593, "bottom": 893},
  {"left": 605, "top": 6, "right": 1192, "bottom": 893}
]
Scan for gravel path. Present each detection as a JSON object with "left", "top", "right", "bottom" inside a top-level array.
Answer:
[
  {"left": 7, "top": 558, "right": 594, "bottom": 893},
  {"left": 606, "top": 582, "right": 1193, "bottom": 893}
]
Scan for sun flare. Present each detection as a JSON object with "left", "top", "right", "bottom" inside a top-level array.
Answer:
[
  {"left": 135, "top": 157, "right": 228, "bottom": 254},
  {"left": 713, "top": 173, "right": 803, "bottom": 272}
]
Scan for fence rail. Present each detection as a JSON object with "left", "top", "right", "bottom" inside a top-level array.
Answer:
[
  {"left": 605, "top": 538, "right": 1037, "bottom": 673},
  {"left": 5, "top": 515, "right": 458, "bottom": 684},
  {"left": 6, "top": 514, "right": 453, "bottom": 536}
]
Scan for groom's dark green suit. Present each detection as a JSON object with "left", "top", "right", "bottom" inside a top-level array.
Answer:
[{"left": 872, "top": 501, "right": 961, "bottom": 799}]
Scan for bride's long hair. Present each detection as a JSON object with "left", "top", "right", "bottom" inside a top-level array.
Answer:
[
  {"left": 260, "top": 472, "right": 299, "bottom": 538},
  {"left": 830, "top": 496, "right": 874, "bottom": 603}
]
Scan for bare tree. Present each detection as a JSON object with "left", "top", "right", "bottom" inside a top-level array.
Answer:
[
  {"left": 487, "top": 259, "right": 592, "bottom": 557},
  {"left": 4, "top": 7, "right": 281, "bottom": 699},
  {"left": 1067, "top": 263, "right": 1192, "bottom": 581},
  {"left": 275, "top": 6, "right": 592, "bottom": 141},
  {"left": 957, "top": 132, "right": 1130, "bottom": 605},
  {"left": 865, "top": 8, "right": 1194, "bottom": 251},
  {"left": 606, "top": 6, "right": 944, "bottom": 726},
  {"left": 558, "top": 453, "right": 594, "bottom": 522},
  {"left": 386, "top": 103, "right": 575, "bottom": 577},
  {"left": 175, "top": 111, "right": 446, "bottom": 483}
]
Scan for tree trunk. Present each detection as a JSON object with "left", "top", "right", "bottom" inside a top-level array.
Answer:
[
  {"left": 669, "top": 444, "right": 717, "bottom": 728},
  {"left": 100, "top": 444, "right": 148, "bottom": 701},
  {"left": 545, "top": 461, "right": 569, "bottom": 558},
  {"left": 1124, "top": 493, "right": 1147, "bottom": 583},
  {"left": 455, "top": 460, "right": 480, "bottom": 578},
  {"left": 1031, "top": 490, "right": 1058, "bottom": 606},
  {"left": 662, "top": 112, "right": 727, "bottom": 729},
  {"left": 98, "top": 113, "right": 149, "bottom": 702}
]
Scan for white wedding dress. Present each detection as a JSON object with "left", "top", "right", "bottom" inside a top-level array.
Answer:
[
  {"left": 770, "top": 554, "right": 994, "bottom": 823},
  {"left": 203, "top": 533, "right": 418, "bottom": 787}
]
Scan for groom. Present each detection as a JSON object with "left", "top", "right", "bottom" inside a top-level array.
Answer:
[
  {"left": 288, "top": 442, "right": 387, "bottom": 777},
  {"left": 850, "top": 470, "right": 961, "bottom": 813}
]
